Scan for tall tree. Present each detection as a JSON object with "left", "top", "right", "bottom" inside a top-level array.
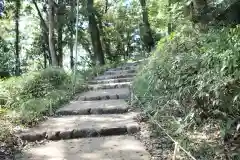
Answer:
[
  {"left": 139, "top": 0, "right": 154, "bottom": 52},
  {"left": 48, "top": 0, "right": 57, "bottom": 66},
  {"left": 87, "top": 0, "right": 105, "bottom": 65},
  {"left": 15, "top": 0, "right": 21, "bottom": 75}
]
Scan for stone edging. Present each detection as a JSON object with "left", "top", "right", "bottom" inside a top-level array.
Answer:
[{"left": 18, "top": 124, "right": 140, "bottom": 142}]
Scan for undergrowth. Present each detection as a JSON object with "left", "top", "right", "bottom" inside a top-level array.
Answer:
[
  {"left": 133, "top": 23, "right": 240, "bottom": 159},
  {"left": 0, "top": 68, "right": 85, "bottom": 127},
  {"left": 0, "top": 62, "right": 119, "bottom": 149}
]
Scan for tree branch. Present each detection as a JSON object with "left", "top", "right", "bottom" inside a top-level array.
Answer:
[{"left": 32, "top": 0, "right": 48, "bottom": 32}]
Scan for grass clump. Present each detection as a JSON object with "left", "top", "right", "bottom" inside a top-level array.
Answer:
[
  {"left": 133, "top": 24, "right": 240, "bottom": 159},
  {"left": 0, "top": 67, "right": 85, "bottom": 126}
]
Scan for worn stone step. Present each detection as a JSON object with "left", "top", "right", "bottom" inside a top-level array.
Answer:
[
  {"left": 16, "top": 135, "right": 150, "bottom": 160},
  {"left": 77, "top": 88, "right": 129, "bottom": 101},
  {"left": 88, "top": 82, "right": 131, "bottom": 90},
  {"left": 88, "top": 77, "right": 133, "bottom": 84},
  {"left": 56, "top": 99, "right": 129, "bottom": 116},
  {"left": 104, "top": 69, "right": 136, "bottom": 75},
  {"left": 18, "top": 112, "right": 140, "bottom": 142},
  {"left": 94, "top": 73, "right": 135, "bottom": 80}
]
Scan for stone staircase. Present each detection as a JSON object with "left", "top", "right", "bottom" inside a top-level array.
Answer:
[{"left": 15, "top": 61, "right": 150, "bottom": 160}]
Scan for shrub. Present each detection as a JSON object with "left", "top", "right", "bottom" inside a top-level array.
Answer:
[
  {"left": 0, "top": 67, "right": 85, "bottom": 126},
  {"left": 0, "top": 63, "right": 121, "bottom": 126},
  {"left": 133, "top": 24, "right": 240, "bottom": 159}
]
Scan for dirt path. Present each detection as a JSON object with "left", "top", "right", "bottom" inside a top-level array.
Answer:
[{"left": 15, "top": 61, "right": 150, "bottom": 160}]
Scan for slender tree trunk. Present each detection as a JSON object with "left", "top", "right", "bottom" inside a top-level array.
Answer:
[
  {"left": 43, "top": 51, "right": 47, "bottom": 68},
  {"left": 70, "top": 43, "right": 74, "bottom": 69},
  {"left": 120, "top": 33, "right": 125, "bottom": 57},
  {"left": 105, "top": 0, "right": 108, "bottom": 13},
  {"left": 139, "top": 0, "right": 154, "bottom": 52},
  {"left": 33, "top": 0, "right": 51, "bottom": 64},
  {"left": 48, "top": 0, "right": 57, "bottom": 66},
  {"left": 33, "top": 0, "right": 48, "bottom": 31},
  {"left": 57, "top": 26, "right": 63, "bottom": 67},
  {"left": 87, "top": 0, "right": 105, "bottom": 65},
  {"left": 105, "top": 38, "right": 111, "bottom": 59},
  {"left": 126, "top": 32, "right": 131, "bottom": 58},
  {"left": 69, "top": 0, "right": 75, "bottom": 70},
  {"left": 15, "top": 0, "right": 21, "bottom": 76},
  {"left": 42, "top": 28, "right": 51, "bottom": 66},
  {"left": 168, "top": 0, "right": 172, "bottom": 34},
  {"left": 56, "top": 1, "right": 65, "bottom": 67},
  {"left": 41, "top": 21, "right": 48, "bottom": 68}
]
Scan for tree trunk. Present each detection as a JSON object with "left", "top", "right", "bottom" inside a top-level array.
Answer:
[
  {"left": 56, "top": 1, "right": 65, "bottom": 67},
  {"left": 48, "top": 0, "right": 57, "bottom": 66},
  {"left": 126, "top": 32, "right": 131, "bottom": 58},
  {"left": 96, "top": 13, "right": 111, "bottom": 60},
  {"left": 168, "top": 0, "right": 172, "bottom": 34},
  {"left": 42, "top": 30, "right": 51, "bottom": 66},
  {"left": 43, "top": 51, "right": 47, "bottom": 68},
  {"left": 70, "top": 43, "right": 74, "bottom": 69},
  {"left": 105, "top": 38, "right": 111, "bottom": 59},
  {"left": 139, "top": 0, "right": 154, "bottom": 52},
  {"left": 57, "top": 26, "right": 63, "bottom": 67},
  {"left": 87, "top": 0, "right": 105, "bottom": 65},
  {"left": 33, "top": 0, "right": 51, "bottom": 64},
  {"left": 69, "top": 0, "right": 75, "bottom": 70},
  {"left": 15, "top": 0, "right": 21, "bottom": 76},
  {"left": 33, "top": 0, "right": 48, "bottom": 32},
  {"left": 41, "top": 21, "right": 49, "bottom": 68},
  {"left": 119, "top": 33, "right": 125, "bottom": 56}
]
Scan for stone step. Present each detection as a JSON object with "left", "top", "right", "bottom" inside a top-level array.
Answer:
[
  {"left": 104, "top": 69, "right": 136, "bottom": 75},
  {"left": 16, "top": 135, "right": 150, "bottom": 160},
  {"left": 94, "top": 73, "right": 135, "bottom": 80},
  {"left": 56, "top": 99, "right": 129, "bottom": 116},
  {"left": 88, "top": 82, "right": 131, "bottom": 90},
  {"left": 18, "top": 112, "right": 140, "bottom": 142},
  {"left": 77, "top": 88, "right": 129, "bottom": 101},
  {"left": 88, "top": 77, "right": 133, "bottom": 84}
]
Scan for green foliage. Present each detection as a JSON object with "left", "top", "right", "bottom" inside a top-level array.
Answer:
[
  {"left": 133, "top": 24, "right": 240, "bottom": 159},
  {"left": 0, "top": 119, "right": 15, "bottom": 146},
  {"left": 0, "top": 38, "right": 14, "bottom": 73},
  {"left": 0, "top": 67, "right": 85, "bottom": 125},
  {"left": 0, "top": 61, "right": 121, "bottom": 126}
]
